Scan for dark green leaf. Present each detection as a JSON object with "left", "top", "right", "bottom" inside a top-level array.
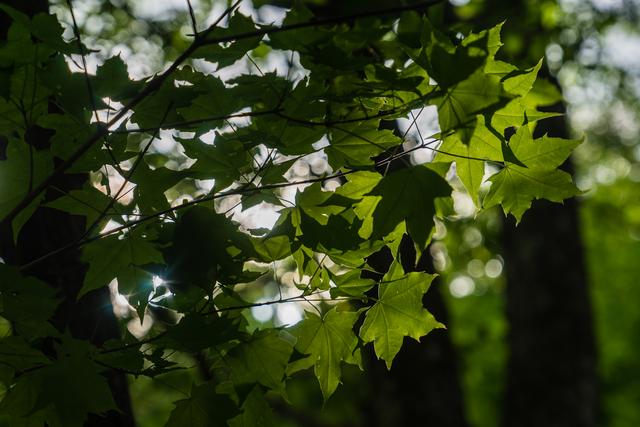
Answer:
[
  {"left": 165, "top": 383, "right": 238, "bottom": 427},
  {"left": 223, "top": 329, "right": 294, "bottom": 392},
  {"left": 365, "top": 165, "right": 451, "bottom": 249}
]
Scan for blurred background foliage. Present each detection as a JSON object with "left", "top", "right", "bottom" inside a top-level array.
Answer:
[{"left": 45, "top": 0, "right": 640, "bottom": 425}]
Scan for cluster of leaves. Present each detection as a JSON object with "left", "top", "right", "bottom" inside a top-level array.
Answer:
[{"left": 0, "top": 1, "right": 580, "bottom": 425}]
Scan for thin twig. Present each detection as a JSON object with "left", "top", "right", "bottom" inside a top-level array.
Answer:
[
  {"left": 186, "top": 0, "right": 198, "bottom": 36},
  {"left": 66, "top": 0, "right": 124, "bottom": 175},
  {"left": 82, "top": 103, "right": 173, "bottom": 239},
  {"left": 197, "top": 0, "right": 446, "bottom": 48},
  {"left": 110, "top": 108, "right": 278, "bottom": 134}
]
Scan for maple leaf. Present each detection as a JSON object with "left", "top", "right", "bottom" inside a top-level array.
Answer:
[
  {"left": 288, "top": 308, "right": 361, "bottom": 400},
  {"left": 364, "top": 165, "right": 450, "bottom": 249},
  {"left": 360, "top": 262, "right": 442, "bottom": 368}
]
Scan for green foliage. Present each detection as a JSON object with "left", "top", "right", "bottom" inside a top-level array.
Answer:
[
  {"left": 483, "top": 125, "right": 580, "bottom": 221},
  {"left": 0, "top": 336, "right": 117, "bottom": 427},
  {"left": 359, "top": 261, "right": 440, "bottom": 368},
  {"left": 288, "top": 308, "right": 361, "bottom": 399},
  {"left": 0, "top": 139, "right": 52, "bottom": 237},
  {"left": 0, "top": 2, "right": 580, "bottom": 425},
  {"left": 164, "top": 383, "right": 237, "bottom": 427},
  {"left": 580, "top": 178, "right": 640, "bottom": 427}
]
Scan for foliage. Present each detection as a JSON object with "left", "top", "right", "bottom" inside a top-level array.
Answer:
[
  {"left": 580, "top": 178, "right": 640, "bottom": 427},
  {"left": 0, "top": 1, "right": 580, "bottom": 425}
]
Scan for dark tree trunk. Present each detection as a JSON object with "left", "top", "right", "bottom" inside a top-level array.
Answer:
[
  {"left": 363, "top": 286, "right": 469, "bottom": 427},
  {"left": 501, "top": 106, "right": 598, "bottom": 427},
  {"left": 444, "top": 0, "right": 600, "bottom": 423},
  {"left": 0, "top": 2, "right": 135, "bottom": 426},
  {"left": 362, "top": 238, "right": 469, "bottom": 427}
]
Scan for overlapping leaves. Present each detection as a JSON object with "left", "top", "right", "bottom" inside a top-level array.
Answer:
[{"left": 0, "top": 3, "right": 582, "bottom": 425}]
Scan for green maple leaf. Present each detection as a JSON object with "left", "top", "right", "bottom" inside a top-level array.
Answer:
[
  {"left": 329, "top": 269, "right": 376, "bottom": 298},
  {"left": 0, "top": 264, "right": 60, "bottom": 338},
  {"left": 0, "top": 370, "right": 47, "bottom": 421},
  {"left": 297, "top": 209, "right": 363, "bottom": 252},
  {"left": 436, "top": 69, "right": 503, "bottom": 143},
  {"left": 165, "top": 383, "right": 237, "bottom": 427},
  {"left": 332, "top": 170, "right": 382, "bottom": 239},
  {"left": 176, "top": 75, "right": 239, "bottom": 131},
  {"left": 39, "top": 354, "right": 116, "bottom": 427},
  {"left": 335, "top": 171, "right": 381, "bottom": 199},
  {"left": 224, "top": 330, "right": 294, "bottom": 392},
  {"left": 129, "top": 78, "right": 193, "bottom": 129},
  {"left": 326, "top": 123, "right": 401, "bottom": 168},
  {"left": 252, "top": 235, "right": 292, "bottom": 262},
  {"left": 464, "top": 22, "right": 504, "bottom": 59},
  {"left": 45, "top": 185, "right": 113, "bottom": 230},
  {"left": 0, "top": 336, "right": 49, "bottom": 375},
  {"left": 0, "top": 337, "right": 116, "bottom": 427},
  {"left": 161, "top": 313, "right": 235, "bottom": 353},
  {"left": 483, "top": 164, "right": 578, "bottom": 221},
  {"left": 80, "top": 229, "right": 162, "bottom": 297},
  {"left": 359, "top": 262, "right": 442, "bottom": 369},
  {"left": 483, "top": 125, "right": 581, "bottom": 221},
  {"left": 129, "top": 162, "right": 187, "bottom": 214},
  {"left": 287, "top": 308, "right": 361, "bottom": 400},
  {"left": 491, "top": 98, "right": 560, "bottom": 133},
  {"left": 364, "top": 165, "right": 450, "bottom": 249},
  {"left": 93, "top": 55, "right": 142, "bottom": 101},
  {"left": 195, "top": 13, "right": 262, "bottom": 68},
  {"left": 228, "top": 386, "right": 277, "bottom": 427},
  {"left": 434, "top": 117, "right": 503, "bottom": 204},
  {"left": 502, "top": 59, "right": 542, "bottom": 97},
  {"left": 164, "top": 206, "right": 256, "bottom": 290},
  {"left": 117, "top": 267, "right": 154, "bottom": 320},
  {"left": 35, "top": 115, "right": 94, "bottom": 165},
  {"left": 509, "top": 125, "right": 581, "bottom": 170},
  {"left": 95, "top": 341, "right": 144, "bottom": 375},
  {"left": 0, "top": 139, "right": 52, "bottom": 238},
  {"left": 0, "top": 7, "right": 586, "bottom": 426},
  {"left": 180, "top": 137, "right": 250, "bottom": 191}
]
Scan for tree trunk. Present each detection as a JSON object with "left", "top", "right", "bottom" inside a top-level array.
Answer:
[
  {"left": 362, "top": 237, "right": 469, "bottom": 427},
  {"left": 501, "top": 107, "right": 598, "bottom": 427},
  {"left": 445, "top": 0, "right": 600, "bottom": 422},
  {"left": 0, "top": 2, "right": 135, "bottom": 426},
  {"left": 363, "top": 285, "right": 469, "bottom": 427}
]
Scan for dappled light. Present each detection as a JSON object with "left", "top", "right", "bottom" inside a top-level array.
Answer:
[{"left": 1, "top": 0, "right": 640, "bottom": 426}]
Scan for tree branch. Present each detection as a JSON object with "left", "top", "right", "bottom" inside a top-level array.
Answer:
[
  {"left": 0, "top": 0, "right": 446, "bottom": 229},
  {"left": 197, "top": 0, "right": 446, "bottom": 48}
]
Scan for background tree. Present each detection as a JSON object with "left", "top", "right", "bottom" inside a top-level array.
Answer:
[
  {"left": 449, "top": 2, "right": 598, "bottom": 426},
  {"left": 0, "top": 1, "right": 135, "bottom": 425}
]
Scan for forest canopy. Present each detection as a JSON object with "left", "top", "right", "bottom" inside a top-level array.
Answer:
[{"left": 0, "top": 0, "right": 582, "bottom": 426}]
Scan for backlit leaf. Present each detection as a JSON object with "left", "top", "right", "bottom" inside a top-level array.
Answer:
[
  {"left": 359, "top": 261, "right": 441, "bottom": 368},
  {"left": 288, "top": 308, "right": 361, "bottom": 400}
]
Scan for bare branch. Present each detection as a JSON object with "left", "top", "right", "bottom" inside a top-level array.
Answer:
[{"left": 186, "top": 0, "right": 198, "bottom": 36}]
